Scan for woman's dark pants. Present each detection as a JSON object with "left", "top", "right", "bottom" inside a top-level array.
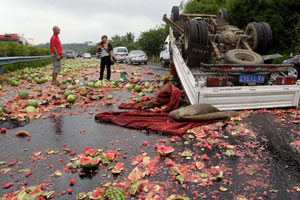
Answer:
[{"left": 100, "top": 56, "right": 111, "bottom": 80}]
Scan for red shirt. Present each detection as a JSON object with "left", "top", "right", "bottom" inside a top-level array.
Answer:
[{"left": 50, "top": 34, "right": 62, "bottom": 55}]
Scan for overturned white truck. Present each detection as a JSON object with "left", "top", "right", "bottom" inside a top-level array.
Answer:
[{"left": 163, "top": 6, "right": 300, "bottom": 111}]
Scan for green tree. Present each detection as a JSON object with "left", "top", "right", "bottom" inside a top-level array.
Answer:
[{"left": 138, "top": 25, "right": 169, "bottom": 56}]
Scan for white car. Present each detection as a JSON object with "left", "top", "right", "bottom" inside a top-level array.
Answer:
[
  {"left": 160, "top": 36, "right": 170, "bottom": 67},
  {"left": 83, "top": 53, "right": 92, "bottom": 59},
  {"left": 125, "top": 50, "right": 148, "bottom": 65},
  {"left": 113, "top": 47, "right": 128, "bottom": 63}
]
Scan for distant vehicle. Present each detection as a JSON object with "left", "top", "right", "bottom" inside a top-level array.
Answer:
[
  {"left": 284, "top": 55, "right": 300, "bottom": 79},
  {"left": 160, "top": 36, "right": 170, "bottom": 67},
  {"left": 83, "top": 53, "right": 92, "bottom": 59},
  {"left": 66, "top": 51, "right": 76, "bottom": 59},
  {"left": 113, "top": 47, "right": 128, "bottom": 63},
  {"left": 125, "top": 50, "right": 148, "bottom": 65},
  {"left": 77, "top": 51, "right": 83, "bottom": 58}
]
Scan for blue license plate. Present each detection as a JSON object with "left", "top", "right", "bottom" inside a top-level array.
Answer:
[{"left": 239, "top": 74, "right": 265, "bottom": 83}]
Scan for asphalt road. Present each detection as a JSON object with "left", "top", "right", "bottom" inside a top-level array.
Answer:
[{"left": 1, "top": 62, "right": 300, "bottom": 199}]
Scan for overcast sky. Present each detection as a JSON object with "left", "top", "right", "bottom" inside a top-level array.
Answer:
[{"left": 0, "top": 0, "right": 183, "bottom": 44}]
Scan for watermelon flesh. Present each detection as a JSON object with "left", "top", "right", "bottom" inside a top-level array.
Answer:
[
  {"left": 157, "top": 145, "right": 175, "bottom": 156},
  {"left": 15, "top": 131, "right": 31, "bottom": 137},
  {"left": 78, "top": 157, "right": 100, "bottom": 168},
  {"left": 112, "top": 162, "right": 124, "bottom": 174}
]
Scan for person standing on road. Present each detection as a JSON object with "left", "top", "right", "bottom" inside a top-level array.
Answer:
[
  {"left": 97, "top": 35, "right": 113, "bottom": 81},
  {"left": 50, "top": 26, "right": 62, "bottom": 85}
]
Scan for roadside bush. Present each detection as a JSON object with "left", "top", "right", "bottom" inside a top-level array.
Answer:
[{"left": 0, "top": 42, "right": 50, "bottom": 57}]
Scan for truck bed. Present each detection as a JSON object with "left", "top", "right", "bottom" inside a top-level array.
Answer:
[{"left": 170, "top": 29, "right": 300, "bottom": 110}]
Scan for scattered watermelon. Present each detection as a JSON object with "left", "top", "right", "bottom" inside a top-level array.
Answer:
[
  {"left": 15, "top": 131, "right": 30, "bottom": 137},
  {"left": 25, "top": 106, "right": 36, "bottom": 114},
  {"left": 107, "top": 95, "right": 113, "bottom": 99},
  {"left": 64, "top": 91, "right": 73, "bottom": 99},
  {"left": 0, "top": 107, "right": 3, "bottom": 116},
  {"left": 67, "top": 85, "right": 74, "bottom": 90},
  {"left": 157, "top": 145, "right": 175, "bottom": 156},
  {"left": 135, "top": 85, "right": 142, "bottom": 92},
  {"left": 10, "top": 80, "right": 20, "bottom": 87},
  {"left": 77, "top": 192, "right": 87, "bottom": 200},
  {"left": 26, "top": 100, "right": 38, "bottom": 108},
  {"left": 94, "top": 81, "right": 102, "bottom": 88},
  {"left": 158, "top": 82, "right": 164, "bottom": 89},
  {"left": 60, "top": 85, "right": 67, "bottom": 90},
  {"left": 77, "top": 157, "right": 100, "bottom": 168},
  {"left": 125, "top": 83, "right": 134, "bottom": 90},
  {"left": 89, "top": 95, "right": 98, "bottom": 101},
  {"left": 67, "top": 95, "right": 77, "bottom": 103},
  {"left": 18, "top": 91, "right": 29, "bottom": 99},
  {"left": 111, "top": 163, "right": 124, "bottom": 174},
  {"left": 146, "top": 87, "right": 154, "bottom": 93},
  {"left": 80, "top": 90, "right": 87, "bottom": 96},
  {"left": 87, "top": 82, "right": 95, "bottom": 88}
]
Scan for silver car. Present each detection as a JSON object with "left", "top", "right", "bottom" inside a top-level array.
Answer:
[{"left": 126, "top": 50, "right": 148, "bottom": 65}]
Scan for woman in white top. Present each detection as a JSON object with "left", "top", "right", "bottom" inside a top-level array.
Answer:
[{"left": 97, "top": 35, "right": 114, "bottom": 80}]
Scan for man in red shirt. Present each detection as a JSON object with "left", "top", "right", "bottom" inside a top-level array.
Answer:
[{"left": 50, "top": 26, "right": 62, "bottom": 85}]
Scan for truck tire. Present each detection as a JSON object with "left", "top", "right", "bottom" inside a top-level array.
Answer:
[
  {"left": 259, "top": 22, "right": 273, "bottom": 54},
  {"left": 171, "top": 6, "right": 180, "bottom": 22},
  {"left": 225, "top": 49, "right": 264, "bottom": 64},
  {"left": 245, "top": 22, "right": 265, "bottom": 54},
  {"left": 196, "top": 20, "right": 208, "bottom": 46},
  {"left": 184, "top": 20, "right": 199, "bottom": 51},
  {"left": 218, "top": 8, "right": 229, "bottom": 23}
]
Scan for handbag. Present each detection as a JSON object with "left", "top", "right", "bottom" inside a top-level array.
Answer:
[{"left": 102, "top": 44, "right": 115, "bottom": 65}]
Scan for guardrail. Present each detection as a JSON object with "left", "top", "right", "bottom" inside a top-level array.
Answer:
[{"left": 0, "top": 56, "right": 51, "bottom": 75}]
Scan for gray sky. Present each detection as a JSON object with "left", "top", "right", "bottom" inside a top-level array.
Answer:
[{"left": 0, "top": 0, "right": 183, "bottom": 44}]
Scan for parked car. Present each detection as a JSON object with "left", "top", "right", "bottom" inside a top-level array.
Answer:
[
  {"left": 113, "top": 47, "right": 128, "bottom": 63},
  {"left": 66, "top": 51, "right": 76, "bottom": 59},
  {"left": 284, "top": 55, "right": 300, "bottom": 79},
  {"left": 160, "top": 36, "right": 170, "bottom": 67},
  {"left": 125, "top": 50, "right": 148, "bottom": 65},
  {"left": 83, "top": 53, "right": 92, "bottom": 59},
  {"left": 77, "top": 51, "right": 83, "bottom": 58}
]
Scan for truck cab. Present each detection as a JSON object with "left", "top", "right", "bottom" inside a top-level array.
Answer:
[{"left": 160, "top": 36, "right": 170, "bottom": 67}]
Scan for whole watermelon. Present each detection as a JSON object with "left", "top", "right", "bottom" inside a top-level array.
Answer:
[
  {"left": 67, "top": 85, "right": 74, "bottom": 90},
  {"left": 63, "top": 91, "right": 73, "bottom": 99},
  {"left": 87, "top": 82, "right": 95, "bottom": 88},
  {"left": 10, "top": 80, "right": 20, "bottom": 87},
  {"left": 18, "top": 91, "right": 29, "bottom": 99},
  {"left": 67, "top": 95, "right": 77, "bottom": 103},
  {"left": 135, "top": 85, "right": 142, "bottom": 93},
  {"left": 25, "top": 106, "right": 36, "bottom": 114},
  {"left": 26, "top": 100, "right": 38, "bottom": 108}
]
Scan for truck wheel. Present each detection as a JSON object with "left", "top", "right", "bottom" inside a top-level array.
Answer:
[
  {"left": 196, "top": 20, "right": 208, "bottom": 46},
  {"left": 288, "top": 65, "right": 300, "bottom": 80},
  {"left": 259, "top": 22, "right": 273, "bottom": 54},
  {"left": 171, "top": 6, "right": 180, "bottom": 22},
  {"left": 184, "top": 20, "right": 199, "bottom": 51},
  {"left": 245, "top": 22, "right": 265, "bottom": 54},
  {"left": 225, "top": 49, "right": 264, "bottom": 64},
  {"left": 218, "top": 8, "right": 229, "bottom": 23}
]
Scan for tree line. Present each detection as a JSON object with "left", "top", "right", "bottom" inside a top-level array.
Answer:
[
  {"left": 183, "top": 0, "right": 300, "bottom": 55},
  {"left": 85, "top": 25, "right": 169, "bottom": 57}
]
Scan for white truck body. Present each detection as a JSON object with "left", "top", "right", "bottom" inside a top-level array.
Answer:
[
  {"left": 169, "top": 28, "right": 300, "bottom": 111},
  {"left": 160, "top": 36, "right": 170, "bottom": 66}
]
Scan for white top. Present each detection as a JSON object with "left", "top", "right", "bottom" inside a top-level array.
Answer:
[{"left": 101, "top": 46, "right": 109, "bottom": 58}]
